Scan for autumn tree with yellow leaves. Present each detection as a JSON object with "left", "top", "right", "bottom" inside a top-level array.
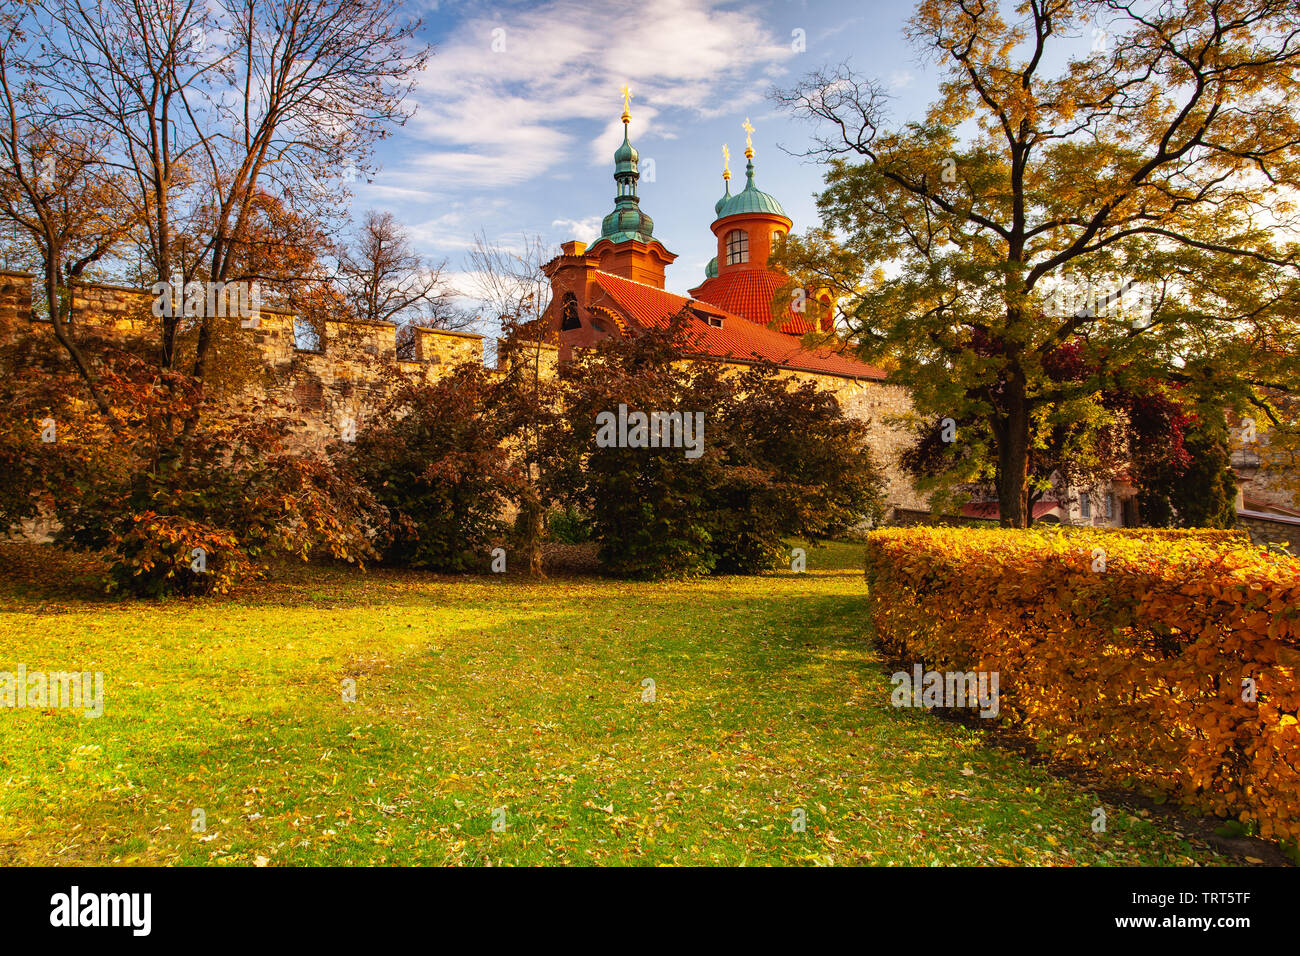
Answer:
[{"left": 775, "top": 0, "right": 1300, "bottom": 526}]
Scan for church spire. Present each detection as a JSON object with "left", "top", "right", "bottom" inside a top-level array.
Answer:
[
  {"left": 742, "top": 117, "right": 756, "bottom": 187},
  {"left": 715, "top": 143, "right": 732, "bottom": 216},
  {"left": 600, "top": 85, "right": 655, "bottom": 243}
]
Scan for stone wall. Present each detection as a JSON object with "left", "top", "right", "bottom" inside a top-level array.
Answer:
[
  {"left": 4, "top": 270, "right": 930, "bottom": 516},
  {"left": 0, "top": 271, "right": 34, "bottom": 332},
  {"left": 0, "top": 270, "right": 485, "bottom": 451},
  {"left": 1238, "top": 511, "right": 1300, "bottom": 555},
  {"left": 778, "top": 369, "right": 929, "bottom": 515}
]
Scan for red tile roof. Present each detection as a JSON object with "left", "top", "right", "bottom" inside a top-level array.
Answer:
[
  {"left": 689, "top": 269, "right": 827, "bottom": 335},
  {"left": 590, "top": 271, "right": 887, "bottom": 381},
  {"left": 960, "top": 500, "right": 1064, "bottom": 520},
  {"left": 1243, "top": 495, "right": 1300, "bottom": 517}
]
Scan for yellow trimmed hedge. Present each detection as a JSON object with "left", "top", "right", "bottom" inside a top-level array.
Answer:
[
  {"left": 864, "top": 527, "right": 1300, "bottom": 843},
  {"left": 1052, "top": 526, "right": 1250, "bottom": 543}
]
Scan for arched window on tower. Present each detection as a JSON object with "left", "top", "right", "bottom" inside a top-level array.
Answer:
[
  {"left": 725, "top": 229, "right": 749, "bottom": 265},
  {"left": 560, "top": 292, "right": 582, "bottom": 331}
]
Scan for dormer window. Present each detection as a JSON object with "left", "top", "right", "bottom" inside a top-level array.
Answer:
[
  {"left": 725, "top": 229, "right": 749, "bottom": 265},
  {"left": 690, "top": 306, "right": 723, "bottom": 328}
]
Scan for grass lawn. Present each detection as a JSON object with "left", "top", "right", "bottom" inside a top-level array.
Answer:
[{"left": 0, "top": 541, "right": 1230, "bottom": 866}]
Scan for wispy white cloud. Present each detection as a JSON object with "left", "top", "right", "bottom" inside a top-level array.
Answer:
[
  {"left": 551, "top": 216, "right": 602, "bottom": 244},
  {"left": 395, "top": 0, "right": 796, "bottom": 191},
  {"left": 889, "top": 69, "right": 915, "bottom": 90}
]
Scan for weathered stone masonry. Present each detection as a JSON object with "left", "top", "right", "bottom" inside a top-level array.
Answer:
[
  {"left": 3, "top": 270, "right": 930, "bottom": 517},
  {"left": 0, "top": 270, "right": 484, "bottom": 451}
]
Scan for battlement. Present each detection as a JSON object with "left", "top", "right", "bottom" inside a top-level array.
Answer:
[
  {"left": 0, "top": 269, "right": 486, "bottom": 448},
  {"left": 0, "top": 270, "right": 484, "bottom": 367}
]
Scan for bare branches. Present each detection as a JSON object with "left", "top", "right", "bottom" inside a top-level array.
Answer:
[
  {"left": 22, "top": 0, "right": 429, "bottom": 379},
  {"left": 335, "top": 210, "right": 469, "bottom": 358},
  {"left": 0, "top": 6, "right": 130, "bottom": 428},
  {"left": 772, "top": 64, "right": 892, "bottom": 160},
  {"left": 465, "top": 231, "right": 554, "bottom": 340}
]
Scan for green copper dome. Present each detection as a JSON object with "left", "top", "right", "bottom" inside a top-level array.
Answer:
[
  {"left": 714, "top": 182, "right": 732, "bottom": 216},
  {"left": 716, "top": 160, "right": 787, "bottom": 219},
  {"left": 601, "top": 205, "right": 655, "bottom": 242},
  {"left": 705, "top": 256, "right": 718, "bottom": 279},
  {"left": 599, "top": 122, "right": 655, "bottom": 244},
  {"left": 614, "top": 129, "right": 638, "bottom": 167}
]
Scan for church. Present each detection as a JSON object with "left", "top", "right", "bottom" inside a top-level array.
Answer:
[
  {"left": 533, "top": 94, "right": 1228, "bottom": 532},
  {"left": 537, "top": 93, "right": 928, "bottom": 517}
]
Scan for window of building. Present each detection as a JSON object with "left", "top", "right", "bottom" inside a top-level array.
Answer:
[
  {"left": 1105, "top": 493, "right": 1115, "bottom": 520},
  {"left": 1079, "top": 494, "right": 1091, "bottom": 519},
  {"left": 690, "top": 307, "right": 723, "bottom": 328},
  {"left": 560, "top": 292, "right": 581, "bottom": 331},
  {"left": 725, "top": 229, "right": 749, "bottom": 265}
]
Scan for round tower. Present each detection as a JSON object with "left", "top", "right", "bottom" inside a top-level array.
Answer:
[
  {"left": 709, "top": 119, "right": 792, "bottom": 278},
  {"left": 691, "top": 120, "right": 834, "bottom": 335}
]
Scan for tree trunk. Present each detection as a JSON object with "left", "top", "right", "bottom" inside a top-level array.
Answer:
[
  {"left": 995, "top": 372, "right": 1031, "bottom": 528},
  {"left": 43, "top": 259, "right": 120, "bottom": 432},
  {"left": 522, "top": 494, "right": 545, "bottom": 578},
  {"left": 523, "top": 341, "right": 546, "bottom": 578}
]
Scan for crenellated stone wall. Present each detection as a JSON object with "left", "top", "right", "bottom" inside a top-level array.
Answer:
[
  {"left": 0, "top": 270, "right": 485, "bottom": 451},
  {"left": 4, "top": 271, "right": 923, "bottom": 518}
]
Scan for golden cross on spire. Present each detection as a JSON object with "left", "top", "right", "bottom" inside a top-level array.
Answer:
[
  {"left": 742, "top": 117, "right": 755, "bottom": 157},
  {"left": 722, "top": 144, "right": 731, "bottom": 180},
  {"left": 620, "top": 83, "right": 633, "bottom": 123}
]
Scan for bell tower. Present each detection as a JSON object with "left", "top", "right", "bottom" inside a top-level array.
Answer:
[
  {"left": 585, "top": 84, "right": 677, "bottom": 288},
  {"left": 690, "top": 119, "right": 834, "bottom": 334}
]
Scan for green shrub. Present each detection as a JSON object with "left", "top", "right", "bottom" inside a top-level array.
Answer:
[
  {"left": 348, "top": 364, "right": 523, "bottom": 572},
  {"left": 541, "top": 317, "right": 886, "bottom": 578},
  {"left": 545, "top": 506, "right": 593, "bottom": 544}
]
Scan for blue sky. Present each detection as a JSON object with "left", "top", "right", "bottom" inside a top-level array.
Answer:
[{"left": 352, "top": 0, "right": 940, "bottom": 304}]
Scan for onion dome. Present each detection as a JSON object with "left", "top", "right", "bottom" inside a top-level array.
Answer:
[
  {"left": 716, "top": 120, "right": 787, "bottom": 219},
  {"left": 716, "top": 158, "right": 787, "bottom": 219},
  {"left": 598, "top": 94, "right": 655, "bottom": 244}
]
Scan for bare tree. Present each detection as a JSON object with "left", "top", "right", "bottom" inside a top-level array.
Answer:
[
  {"left": 34, "top": 0, "right": 217, "bottom": 369},
  {"left": 33, "top": 0, "right": 429, "bottom": 382},
  {"left": 467, "top": 231, "right": 553, "bottom": 340},
  {"left": 466, "top": 231, "right": 558, "bottom": 577},
  {"left": 336, "top": 210, "right": 470, "bottom": 359},
  {"left": 0, "top": 6, "right": 134, "bottom": 428}
]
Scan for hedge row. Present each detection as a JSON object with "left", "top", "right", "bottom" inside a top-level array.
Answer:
[
  {"left": 864, "top": 527, "right": 1300, "bottom": 843},
  {"left": 1051, "top": 526, "right": 1249, "bottom": 544}
]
